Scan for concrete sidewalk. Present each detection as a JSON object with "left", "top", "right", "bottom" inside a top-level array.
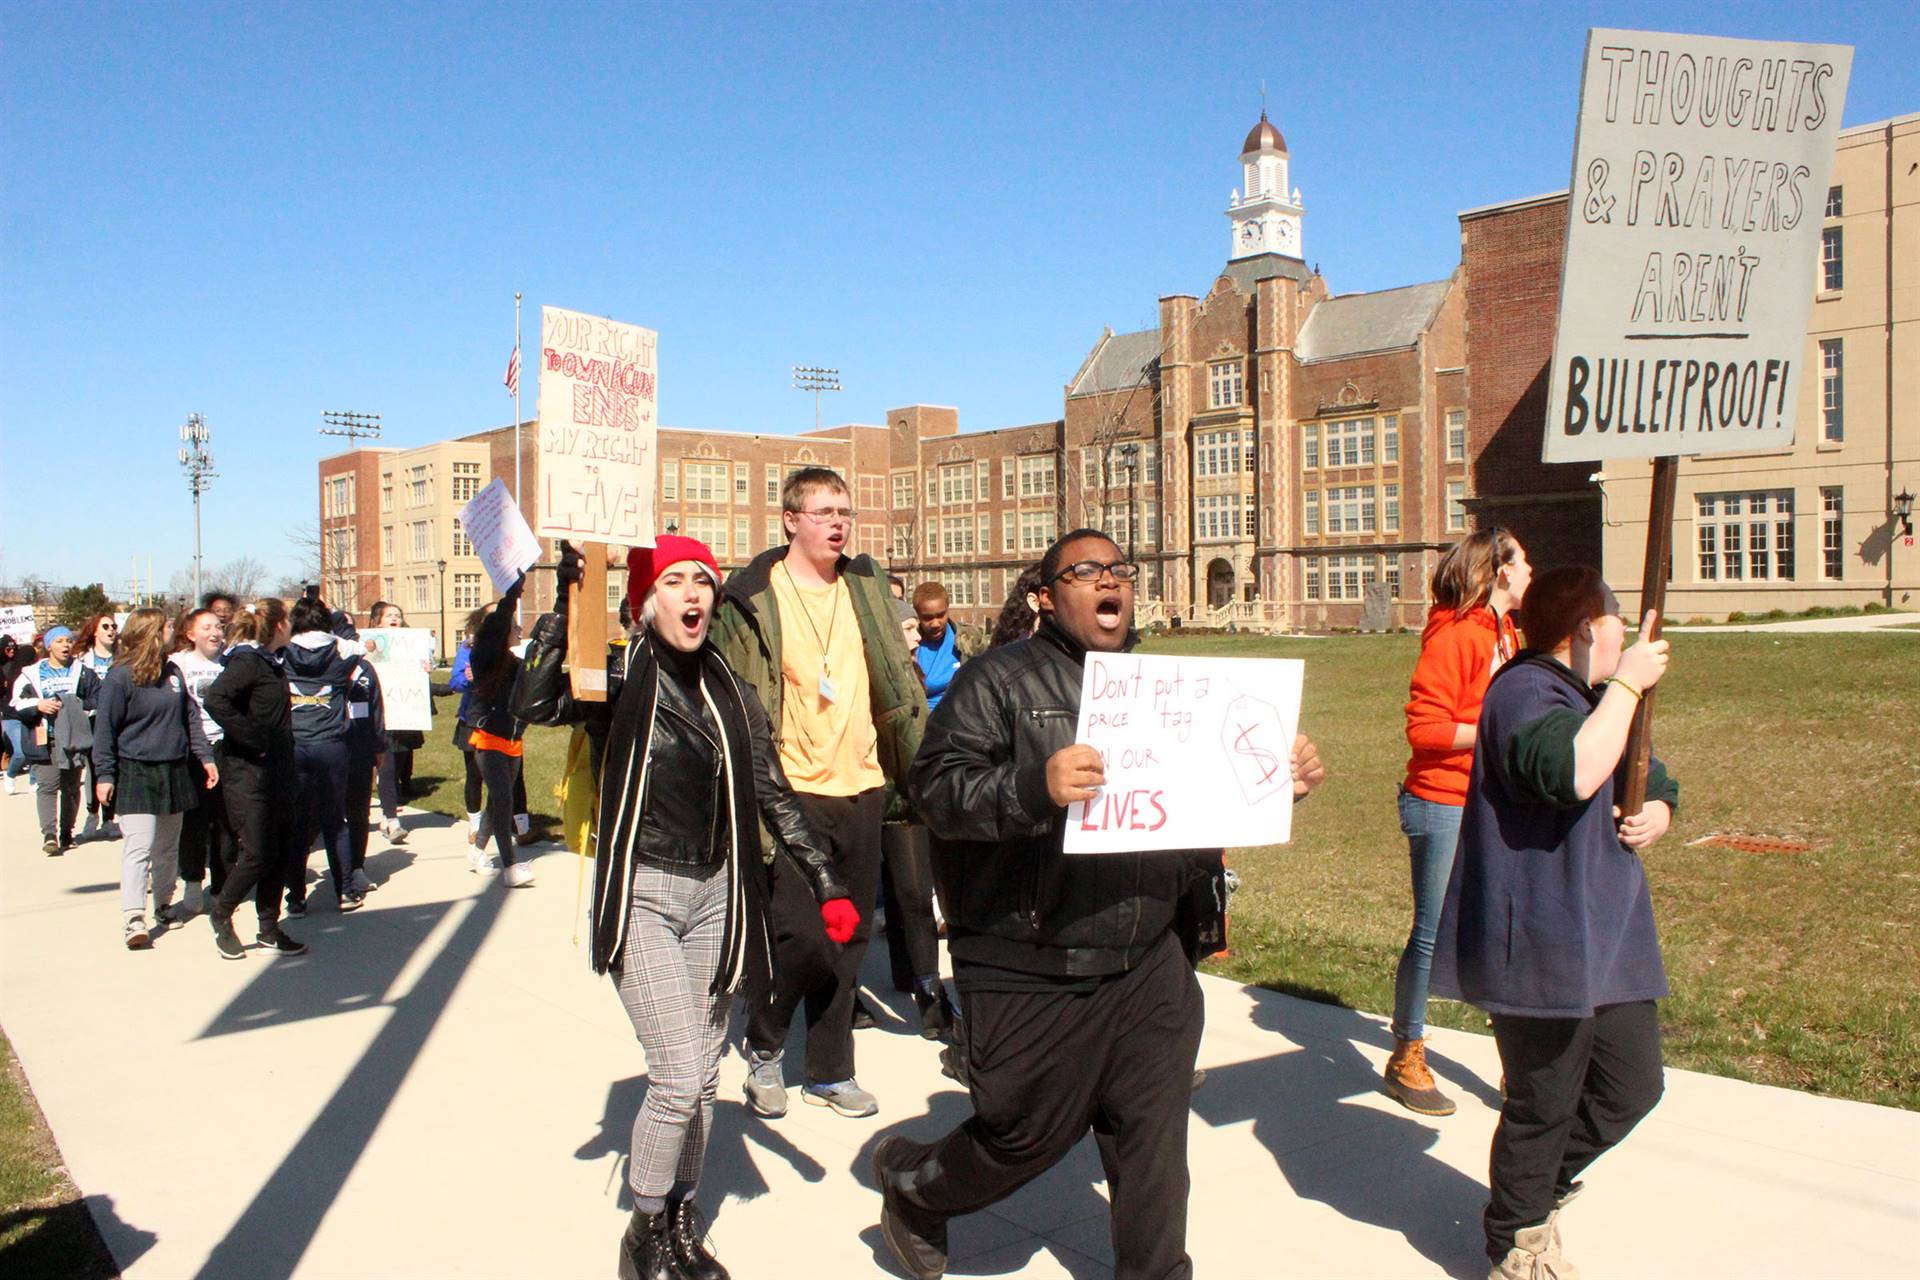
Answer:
[{"left": 2, "top": 789, "right": 1916, "bottom": 1279}]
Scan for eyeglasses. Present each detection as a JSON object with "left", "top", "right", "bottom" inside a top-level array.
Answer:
[
  {"left": 1055, "top": 559, "right": 1140, "bottom": 584},
  {"left": 798, "top": 507, "right": 857, "bottom": 523}
]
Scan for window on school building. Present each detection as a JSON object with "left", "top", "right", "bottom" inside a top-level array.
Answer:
[
  {"left": 1447, "top": 482, "right": 1467, "bottom": 531},
  {"left": 939, "top": 463, "right": 974, "bottom": 505},
  {"left": 382, "top": 526, "right": 394, "bottom": 561},
  {"left": 451, "top": 461, "right": 481, "bottom": 504},
  {"left": 328, "top": 476, "right": 350, "bottom": 517},
  {"left": 1821, "top": 487, "right": 1844, "bottom": 580},
  {"left": 1003, "top": 510, "right": 1016, "bottom": 551},
  {"left": 1144, "top": 501, "right": 1160, "bottom": 547},
  {"left": 1303, "top": 423, "right": 1319, "bottom": 469},
  {"left": 1304, "top": 490, "right": 1320, "bottom": 535},
  {"left": 734, "top": 463, "right": 750, "bottom": 502},
  {"left": 1194, "top": 430, "right": 1242, "bottom": 478},
  {"left": 892, "top": 525, "right": 914, "bottom": 560},
  {"left": 411, "top": 575, "right": 432, "bottom": 613},
  {"left": 1208, "top": 359, "right": 1244, "bottom": 409},
  {"left": 735, "top": 517, "right": 751, "bottom": 558},
  {"left": 1385, "top": 559, "right": 1402, "bottom": 599},
  {"left": 767, "top": 465, "right": 782, "bottom": 505},
  {"left": 410, "top": 521, "right": 430, "bottom": 559},
  {"left": 1825, "top": 185, "right": 1842, "bottom": 217},
  {"left": 452, "top": 573, "right": 482, "bottom": 611},
  {"left": 382, "top": 576, "right": 394, "bottom": 601},
  {"left": 1383, "top": 416, "right": 1399, "bottom": 464},
  {"left": 1322, "top": 552, "right": 1377, "bottom": 602},
  {"left": 1322, "top": 486, "right": 1371, "bottom": 534},
  {"left": 766, "top": 515, "right": 782, "bottom": 549},
  {"left": 1001, "top": 457, "right": 1014, "bottom": 500},
  {"left": 1303, "top": 557, "right": 1321, "bottom": 600},
  {"left": 408, "top": 466, "right": 430, "bottom": 507},
  {"left": 1102, "top": 503, "right": 1134, "bottom": 549},
  {"left": 1019, "top": 454, "right": 1057, "bottom": 496},
  {"left": 892, "top": 472, "right": 915, "bottom": 510},
  {"left": 1821, "top": 339, "right": 1843, "bottom": 442},
  {"left": 1019, "top": 509, "right": 1056, "bottom": 552},
  {"left": 1821, "top": 227, "right": 1843, "bottom": 291},
  {"left": 1323, "top": 418, "right": 1372, "bottom": 467},
  {"left": 1696, "top": 491, "right": 1794, "bottom": 582},
  {"left": 451, "top": 519, "right": 473, "bottom": 558},
  {"left": 1447, "top": 411, "right": 1467, "bottom": 462},
  {"left": 681, "top": 516, "right": 728, "bottom": 558},
  {"left": 1384, "top": 483, "right": 1400, "bottom": 531},
  {"left": 661, "top": 463, "right": 678, "bottom": 501},
  {"left": 381, "top": 476, "right": 393, "bottom": 512},
  {"left": 1195, "top": 493, "right": 1248, "bottom": 540},
  {"left": 941, "top": 515, "right": 975, "bottom": 556},
  {"left": 683, "top": 461, "right": 728, "bottom": 503}
]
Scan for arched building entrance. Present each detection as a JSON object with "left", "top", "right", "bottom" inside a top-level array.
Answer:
[{"left": 1207, "top": 558, "right": 1234, "bottom": 608}]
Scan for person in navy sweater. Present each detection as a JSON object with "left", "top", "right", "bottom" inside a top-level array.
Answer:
[{"left": 1430, "top": 566, "right": 1676, "bottom": 1280}]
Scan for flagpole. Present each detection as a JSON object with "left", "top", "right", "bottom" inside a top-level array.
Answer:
[{"left": 514, "top": 290, "right": 523, "bottom": 621}]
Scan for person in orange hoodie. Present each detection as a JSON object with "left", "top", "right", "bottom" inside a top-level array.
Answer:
[{"left": 1385, "top": 528, "right": 1530, "bottom": 1116}]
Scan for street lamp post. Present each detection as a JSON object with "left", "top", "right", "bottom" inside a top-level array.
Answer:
[
  {"left": 1116, "top": 441, "right": 1140, "bottom": 563},
  {"left": 436, "top": 559, "right": 449, "bottom": 664},
  {"left": 178, "top": 413, "right": 216, "bottom": 604}
]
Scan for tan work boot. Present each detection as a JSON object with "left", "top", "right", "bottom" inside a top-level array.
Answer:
[
  {"left": 1488, "top": 1216, "right": 1580, "bottom": 1280},
  {"left": 1384, "top": 1037, "right": 1457, "bottom": 1116}
]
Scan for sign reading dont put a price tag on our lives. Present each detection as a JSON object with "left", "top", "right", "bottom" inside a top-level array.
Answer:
[
  {"left": 535, "top": 305, "right": 658, "bottom": 548},
  {"left": 1542, "top": 28, "right": 1851, "bottom": 464},
  {"left": 1064, "top": 653, "right": 1303, "bottom": 856}
]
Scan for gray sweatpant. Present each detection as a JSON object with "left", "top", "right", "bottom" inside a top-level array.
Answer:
[
  {"left": 35, "top": 763, "right": 82, "bottom": 841},
  {"left": 121, "top": 812, "right": 182, "bottom": 915},
  {"left": 615, "top": 859, "right": 732, "bottom": 1206}
]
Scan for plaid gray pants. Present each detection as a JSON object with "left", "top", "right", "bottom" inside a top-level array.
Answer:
[{"left": 615, "top": 859, "right": 732, "bottom": 1200}]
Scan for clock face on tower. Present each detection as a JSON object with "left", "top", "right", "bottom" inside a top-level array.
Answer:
[
  {"left": 1240, "top": 222, "right": 1261, "bottom": 248},
  {"left": 1274, "top": 219, "right": 1296, "bottom": 250}
]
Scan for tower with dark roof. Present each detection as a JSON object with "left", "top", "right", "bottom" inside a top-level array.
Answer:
[{"left": 1227, "top": 110, "right": 1304, "bottom": 261}]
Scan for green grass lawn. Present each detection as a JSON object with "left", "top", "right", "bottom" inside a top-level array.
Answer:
[
  {"left": 0, "top": 1032, "right": 117, "bottom": 1278},
  {"left": 402, "top": 635, "right": 1920, "bottom": 1110}
]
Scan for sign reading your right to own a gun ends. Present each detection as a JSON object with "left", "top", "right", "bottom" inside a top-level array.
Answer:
[{"left": 1542, "top": 29, "right": 1851, "bottom": 464}]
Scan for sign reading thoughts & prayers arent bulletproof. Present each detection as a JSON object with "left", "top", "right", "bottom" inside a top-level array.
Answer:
[
  {"left": 536, "top": 305, "right": 658, "bottom": 546},
  {"left": 1542, "top": 29, "right": 1851, "bottom": 464},
  {"left": 1064, "top": 653, "right": 1303, "bottom": 855}
]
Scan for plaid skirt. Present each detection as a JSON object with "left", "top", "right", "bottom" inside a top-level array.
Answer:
[{"left": 114, "top": 757, "right": 199, "bottom": 816}]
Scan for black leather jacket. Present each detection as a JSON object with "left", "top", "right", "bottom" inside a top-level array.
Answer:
[
  {"left": 513, "top": 612, "right": 846, "bottom": 898},
  {"left": 908, "top": 617, "right": 1221, "bottom": 978}
]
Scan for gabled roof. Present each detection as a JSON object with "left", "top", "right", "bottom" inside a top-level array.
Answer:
[
  {"left": 1068, "top": 327, "right": 1161, "bottom": 397},
  {"left": 1295, "top": 280, "right": 1451, "bottom": 363}
]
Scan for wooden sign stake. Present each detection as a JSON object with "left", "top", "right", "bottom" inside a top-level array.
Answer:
[
  {"left": 568, "top": 543, "right": 609, "bottom": 702},
  {"left": 1617, "top": 454, "right": 1679, "bottom": 816}
]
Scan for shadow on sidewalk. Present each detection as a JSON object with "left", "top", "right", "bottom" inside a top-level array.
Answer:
[
  {"left": 1189, "top": 996, "right": 1491, "bottom": 1279},
  {"left": 190, "top": 886, "right": 509, "bottom": 1280}
]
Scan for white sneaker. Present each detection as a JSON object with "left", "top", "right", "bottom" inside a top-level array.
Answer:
[
  {"left": 504, "top": 861, "right": 535, "bottom": 888},
  {"left": 3, "top": 776, "right": 15, "bottom": 795},
  {"left": 380, "top": 818, "right": 409, "bottom": 844},
  {"left": 467, "top": 846, "right": 492, "bottom": 875}
]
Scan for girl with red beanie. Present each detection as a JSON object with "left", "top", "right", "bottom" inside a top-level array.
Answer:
[
  {"left": 514, "top": 536, "right": 854, "bottom": 1280},
  {"left": 1384, "top": 528, "right": 1530, "bottom": 1116}
]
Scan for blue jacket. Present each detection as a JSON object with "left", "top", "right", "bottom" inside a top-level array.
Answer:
[{"left": 1429, "top": 654, "right": 1676, "bottom": 1019}]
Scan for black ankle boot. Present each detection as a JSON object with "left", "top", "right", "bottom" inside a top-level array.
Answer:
[
  {"left": 913, "top": 978, "right": 957, "bottom": 1041},
  {"left": 666, "top": 1198, "right": 729, "bottom": 1280},
  {"left": 616, "top": 1207, "right": 679, "bottom": 1280}
]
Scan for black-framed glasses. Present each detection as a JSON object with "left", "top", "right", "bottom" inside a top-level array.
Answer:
[{"left": 1055, "top": 559, "right": 1139, "bottom": 584}]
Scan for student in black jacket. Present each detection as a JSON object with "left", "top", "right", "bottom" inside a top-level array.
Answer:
[
  {"left": 284, "top": 597, "right": 365, "bottom": 913},
  {"left": 464, "top": 579, "right": 534, "bottom": 886},
  {"left": 202, "top": 600, "right": 308, "bottom": 959}
]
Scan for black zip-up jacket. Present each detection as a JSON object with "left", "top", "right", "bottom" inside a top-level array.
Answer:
[
  {"left": 203, "top": 644, "right": 295, "bottom": 766},
  {"left": 285, "top": 633, "right": 359, "bottom": 746},
  {"left": 513, "top": 608, "right": 849, "bottom": 985},
  {"left": 908, "top": 616, "right": 1222, "bottom": 978},
  {"left": 466, "top": 583, "right": 526, "bottom": 743}
]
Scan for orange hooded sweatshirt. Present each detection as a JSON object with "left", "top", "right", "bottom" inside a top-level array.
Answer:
[{"left": 1402, "top": 603, "right": 1521, "bottom": 805}]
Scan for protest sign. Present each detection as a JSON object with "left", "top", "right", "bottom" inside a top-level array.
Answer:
[
  {"left": 460, "top": 478, "right": 542, "bottom": 595},
  {"left": 363, "top": 628, "right": 435, "bottom": 732},
  {"left": 0, "top": 605, "right": 35, "bottom": 644},
  {"left": 535, "top": 305, "right": 657, "bottom": 546},
  {"left": 1063, "top": 653, "right": 1302, "bottom": 855},
  {"left": 1542, "top": 29, "right": 1852, "bottom": 464}
]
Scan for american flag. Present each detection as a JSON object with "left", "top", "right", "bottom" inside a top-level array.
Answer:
[{"left": 503, "top": 345, "right": 520, "bottom": 398}]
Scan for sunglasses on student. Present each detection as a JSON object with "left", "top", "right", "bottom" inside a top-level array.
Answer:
[{"left": 1054, "top": 559, "right": 1140, "bottom": 584}]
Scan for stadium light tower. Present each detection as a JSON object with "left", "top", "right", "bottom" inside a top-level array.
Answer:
[
  {"left": 792, "top": 366, "right": 841, "bottom": 433},
  {"left": 178, "top": 413, "right": 217, "bottom": 604}
]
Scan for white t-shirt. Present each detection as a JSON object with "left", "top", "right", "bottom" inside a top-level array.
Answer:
[{"left": 169, "top": 651, "right": 226, "bottom": 745}]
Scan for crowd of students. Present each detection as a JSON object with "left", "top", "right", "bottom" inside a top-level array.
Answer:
[
  {"left": 2, "top": 468, "right": 1678, "bottom": 1280},
  {"left": 2, "top": 588, "right": 541, "bottom": 957}
]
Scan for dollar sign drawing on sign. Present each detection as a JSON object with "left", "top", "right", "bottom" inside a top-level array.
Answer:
[{"left": 1232, "top": 723, "right": 1281, "bottom": 786}]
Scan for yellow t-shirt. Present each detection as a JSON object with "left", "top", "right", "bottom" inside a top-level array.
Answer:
[{"left": 769, "top": 561, "right": 884, "bottom": 796}]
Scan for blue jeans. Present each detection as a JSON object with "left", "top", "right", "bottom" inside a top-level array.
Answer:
[
  {"left": 2, "top": 721, "right": 29, "bottom": 777},
  {"left": 1391, "top": 788, "right": 1465, "bottom": 1041}
]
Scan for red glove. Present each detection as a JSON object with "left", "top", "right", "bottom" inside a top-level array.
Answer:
[{"left": 819, "top": 898, "right": 859, "bottom": 945}]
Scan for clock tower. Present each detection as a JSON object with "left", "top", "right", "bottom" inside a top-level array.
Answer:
[{"left": 1226, "top": 111, "right": 1303, "bottom": 261}]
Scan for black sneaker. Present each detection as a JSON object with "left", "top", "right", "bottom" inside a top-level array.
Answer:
[
  {"left": 256, "top": 928, "right": 309, "bottom": 956},
  {"left": 873, "top": 1136, "right": 947, "bottom": 1280},
  {"left": 852, "top": 994, "right": 879, "bottom": 1031},
  {"left": 339, "top": 890, "right": 365, "bottom": 913},
  {"left": 284, "top": 898, "right": 308, "bottom": 919}
]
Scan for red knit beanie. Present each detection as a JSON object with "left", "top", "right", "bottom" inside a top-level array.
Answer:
[{"left": 627, "top": 535, "right": 722, "bottom": 616}]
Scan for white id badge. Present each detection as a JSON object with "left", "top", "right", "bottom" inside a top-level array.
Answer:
[{"left": 818, "top": 673, "right": 839, "bottom": 704}]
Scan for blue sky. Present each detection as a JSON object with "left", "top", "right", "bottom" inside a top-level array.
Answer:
[{"left": 4, "top": 1, "right": 1913, "bottom": 591}]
